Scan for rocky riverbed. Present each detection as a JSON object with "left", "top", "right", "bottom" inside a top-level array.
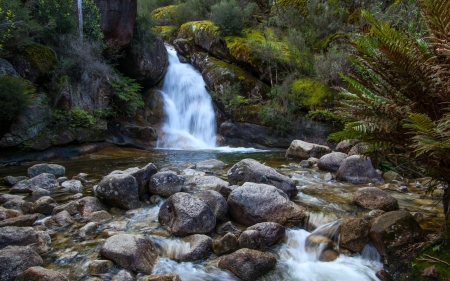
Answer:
[{"left": 0, "top": 143, "right": 444, "bottom": 281}]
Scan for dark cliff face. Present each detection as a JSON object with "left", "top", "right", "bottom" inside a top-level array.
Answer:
[{"left": 94, "top": 0, "right": 137, "bottom": 49}]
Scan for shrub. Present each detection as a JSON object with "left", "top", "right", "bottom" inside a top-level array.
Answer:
[
  {"left": 110, "top": 75, "right": 144, "bottom": 117},
  {"left": 0, "top": 76, "right": 34, "bottom": 124},
  {"left": 290, "top": 78, "right": 333, "bottom": 109},
  {"left": 210, "top": 0, "right": 257, "bottom": 36}
]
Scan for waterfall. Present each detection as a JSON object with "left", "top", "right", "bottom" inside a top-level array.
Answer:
[
  {"left": 157, "top": 46, "right": 217, "bottom": 149},
  {"left": 77, "top": 0, "right": 83, "bottom": 38}
]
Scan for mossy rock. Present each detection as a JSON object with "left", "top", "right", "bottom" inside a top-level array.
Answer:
[
  {"left": 225, "top": 28, "right": 293, "bottom": 83},
  {"left": 12, "top": 43, "right": 56, "bottom": 83},
  {"left": 191, "top": 52, "right": 270, "bottom": 103},
  {"left": 152, "top": 26, "right": 178, "bottom": 43},
  {"left": 177, "top": 21, "right": 232, "bottom": 61},
  {"left": 290, "top": 78, "right": 333, "bottom": 108},
  {"left": 151, "top": 5, "right": 178, "bottom": 25}
]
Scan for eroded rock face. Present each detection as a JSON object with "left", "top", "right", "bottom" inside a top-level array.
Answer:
[
  {"left": 339, "top": 218, "right": 370, "bottom": 253},
  {"left": 0, "top": 246, "right": 43, "bottom": 281},
  {"left": 95, "top": 174, "right": 139, "bottom": 210},
  {"left": 94, "top": 0, "right": 137, "bottom": 49},
  {"left": 227, "top": 182, "right": 306, "bottom": 227},
  {"left": 28, "top": 163, "right": 65, "bottom": 178},
  {"left": 317, "top": 152, "right": 348, "bottom": 172},
  {"left": 0, "top": 226, "right": 51, "bottom": 254},
  {"left": 370, "top": 210, "right": 424, "bottom": 255},
  {"left": 15, "top": 266, "right": 68, "bottom": 281},
  {"left": 218, "top": 248, "right": 276, "bottom": 281},
  {"left": 149, "top": 172, "right": 185, "bottom": 198},
  {"left": 158, "top": 193, "right": 216, "bottom": 236},
  {"left": 285, "top": 140, "right": 332, "bottom": 160},
  {"left": 353, "top": 187, "right": 399, "bottom": 212},
  {"left": 101, "top": 234, "right": 158, "bottom": 274},
  {"left": 120, "top": 36, "right": 168, "bottom": 87},
  {"left": 227, "top": 158, "right": 298, "bottom": 198},
  {"left": 336, "top": 155, "right": 385, "bottom": 185}
]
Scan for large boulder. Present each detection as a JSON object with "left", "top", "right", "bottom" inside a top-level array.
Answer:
[
  {"left": 15, "top": 267, "right": 68, "bottom": 281},
  {"left": 110, "top": 163, "right": 158, "bottom": 200},
  {"left": 336, "top": 155, "right": 385, "bottom": 185},
  {"left": 227, "top": 182, "right": 306, "bottom": 227},
  {"left": 12, "top": 43, "right": 56, "bottom": 83},
  {"left": 285, "top": 140, "right": 332, "bottom": 160},
  {"left": 149, "top": 172, "right": 185, "bottom": 198},
  {"left": 197, "top": 190, "right": 228, "bottom": 221},
  {"left": 227, "top": 158, "right": 298, "bottom": 198},
  {"left": 120, "top": 36, "right": 168, "bottom": 87},
  {"left": 317, "top": 152, "right": 348, "bottom": 172},
  {"left": 10, "top": 173, "right": 59, "bottom": 193},
  {"left": 247, "top": 222, "right": 285, "bottom": 246},
  {"left": 218, "top": 248, "right": 276, "bottom": 281},
  {"left": 94, "top": 0, "right": 137, "bottom": 49},
  {"left": 339, "top": 218, "right": 370, "bottom": 253},
  {"left": 158, "top": 192, "right": 216, "bottom": 236},
  {"left": 95, "top": 174, "right": 139, "bottom": 210},
  {"left": 0, "top": 246, "right": 43, "bottom": 281},
  {"left": 27, "top": 163, "right": 65, "bottom": 178},
  {"left": 101, "top": 234, "right": 158, "bottom": 273},
  {"left": 0, "top": 226, "right": 51, "bottom": 254},
  {"left": 353, "top": 187, "right": 399, "bottom": 212},
  {"left": 176, "top": 21, "right": 232, "bottom": 61},
  {"left": 370, "top": 210, "right": 424, "bottom": 255}
]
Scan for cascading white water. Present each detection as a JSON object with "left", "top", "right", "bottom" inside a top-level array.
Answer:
[
  {"left": 77, "top": 0, "right": 83, "bottom": 38},
  {"left": 157, "top": 46, "right": 217, "bottom": 149}
]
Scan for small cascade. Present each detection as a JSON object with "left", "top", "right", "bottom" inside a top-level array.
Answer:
[{"left": 157, "top": 46, "right": 217, "bottom": 149}]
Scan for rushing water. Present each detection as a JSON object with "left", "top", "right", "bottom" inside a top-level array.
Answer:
[
  {"left": 157, "top": 46, "right": 217, "bottom": 149},
  {"left": 0, "top": 146, "right": 444, "bottom": 280}
]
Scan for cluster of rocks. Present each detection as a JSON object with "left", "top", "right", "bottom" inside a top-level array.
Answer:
[{"left": 0, "top": 149, "right": 428, "bottom": 281}]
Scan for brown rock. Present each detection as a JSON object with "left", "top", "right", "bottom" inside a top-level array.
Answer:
[
  {"left": 422, "top": 266, "right": 438, "bottom": 279},
  {"left": 15, "top": 266, "right": 68, "bottom": 281},
  {"left": 89, "top": 260, "right": 114, "bottom": 275},
  {"left": 339, "top": 218, "right": 370, "bottom": 253},
  {"left": 139, "top": 273, "right": 181, "bottom": 281},
  {"left": 44, "top": 210, "right": 74, "bottom": 229},
  {"left": 213, "top": 232, "right": 239, "bottom": 256},
  {"left": 353, "top": 187, "right": 398, "bottom": 212},
  {"left": 0, "top": 214, "right": 44, "bottom": 227}
]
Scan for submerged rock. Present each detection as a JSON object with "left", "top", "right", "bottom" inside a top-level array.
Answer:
[
  {"left": 100, "top": 234, "right": 158, "bottom": 274},
  {"left": 158, "top": 192, "right": 216, "bottom": 236},
  {"left": 353, "top": 187, "right": 399, "bottom": 212},
  {"left": 28, "top": 163, "right": 65, "bottom": 178},
  {"left": 218, "top": 248, "right": 276, "bottom": 281},
  {"left": 227, "top": 158, "right": 298, "bottom": 198},
  {"left": 95, "top": 174, "right": 140, "bottom": 210},
  {"left": 227, "top": 182, "right": 306, "bottom": 227},
  {"left": 336, "top": 155, "right": 385, "bottom": 185},
  {"left": 285, "top": 140, "right": 332, "bottom": 160},
  {"left": 15, "top": 266, "right": 68, "bottom": 281}
]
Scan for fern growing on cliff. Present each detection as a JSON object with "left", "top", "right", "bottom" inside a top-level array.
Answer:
[{"left": 330, "top": 0, "right": 450, "bottom": 232}]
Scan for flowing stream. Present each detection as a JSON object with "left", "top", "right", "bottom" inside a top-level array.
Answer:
[{"left": 157, "top": 46, "right": 217, "bottom": 149}]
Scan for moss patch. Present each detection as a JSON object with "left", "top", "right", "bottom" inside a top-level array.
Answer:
[
  {"left": 152, "top": 25, "right": 178, "bottom": 42},
  {"left": 178, "top": 20, "right": 220, "bottom": 40},
  {"left": 151, "top": 5, "right": 178, "bottom": 25},
  {"left": 23, "top": 43, "right": 56, "bottom": 75},
  {"left": 290, "top": 78, "right": 332, "bottom": 108}
]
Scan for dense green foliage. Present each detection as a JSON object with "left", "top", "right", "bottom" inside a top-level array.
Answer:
[
  {"left": 110, "top": 75, "right": 144, "bottom": 117},
  {"left": 329, "top": 0, "right": 450, "bottom": 231},
  {"left": 0, "top": 76, "right": 34, "bottom": 124}
]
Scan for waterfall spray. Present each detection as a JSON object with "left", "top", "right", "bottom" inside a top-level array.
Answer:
[{"left": 157, "top": 46, "right": 217, "bottom": 149}]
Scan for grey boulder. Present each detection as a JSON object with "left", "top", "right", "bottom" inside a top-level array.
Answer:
[
  {"left": 95, "top": 174, "right": 140, "bottom": 210},
  {"left": 336, "top": 155, "right": 385, "bottom": 185}
]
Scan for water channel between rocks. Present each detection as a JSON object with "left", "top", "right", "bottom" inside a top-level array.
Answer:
[{"left": 0, "top": 146, "right": 443, "bottom": 280}]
